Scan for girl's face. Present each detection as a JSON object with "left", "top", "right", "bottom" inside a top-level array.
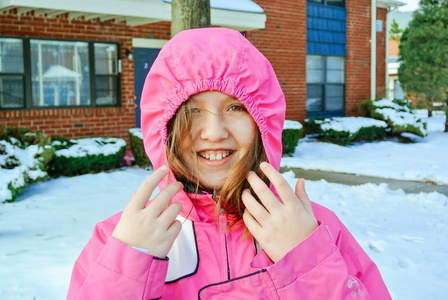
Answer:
[{"left": 179, "top": 91, "right": 258, "bottom": 190}]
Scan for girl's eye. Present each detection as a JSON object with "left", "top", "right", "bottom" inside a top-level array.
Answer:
[
  {"left": 190, "top": 107, "right": 200, "bottom": 113},
  {"left": 228, "top": 105, "right": 246, "bottom": 112}
]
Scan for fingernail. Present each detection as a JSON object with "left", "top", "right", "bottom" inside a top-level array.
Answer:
[
  {"left": 160, "top": 165, "right": 169, "bottom": 172},
  {"left": 260, "top": 162, "right": 268, "bottom": 169}
]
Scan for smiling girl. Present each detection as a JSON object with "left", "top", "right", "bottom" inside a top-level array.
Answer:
[{"left": 67, "top": 28, "right": 392, "bottom": 299}]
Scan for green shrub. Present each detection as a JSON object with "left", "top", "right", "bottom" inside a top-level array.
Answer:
[
  {"left": 304, "top": 117, "right": 387, "bottom": 146},
  {"left": 361, "top": 98, "right": 427, "bottom": 137},
  {"left": 0, "top": 126, "right": 53, "bottom": 203},
  {"left": 128, "top": 128, "right": 151, "bottom": 167},
  {"left": 49, "top": 137, "right": 126, "bottom": 177},
  {"left": 282, "top": 120, "right": 303, "bottom": 156}
]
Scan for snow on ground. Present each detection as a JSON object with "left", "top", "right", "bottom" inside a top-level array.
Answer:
[
  {"left": 0, "top": 166, "right": 447, "bottom": 299},
  {"left": 282, "top": 115, "right": 448, "bottom": 184}
]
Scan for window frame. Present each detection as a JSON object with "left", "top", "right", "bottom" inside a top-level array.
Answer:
[
  {"left": 306, "top": 54, "right": 346, "bottom": 118},
  {"left": 0, "top": 35, "right": 121, "bottom": 111},
  {"left": 306, "top": 0, "right": 345, "bottom": 7}
]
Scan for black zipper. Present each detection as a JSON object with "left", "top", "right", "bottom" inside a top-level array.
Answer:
[
  {"left": 224, "top": 234, "right": 231, "bottom": 280},
  {"left": 198, "top": 269, "right": 266, "bottom": 299}
]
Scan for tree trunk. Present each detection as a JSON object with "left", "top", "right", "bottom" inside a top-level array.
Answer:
[
  {"left": 171, "top": 0, "right": 211, "bottom": 38},
  {"left": 445, "top": 105, "right": 448, "bottom": 132}
]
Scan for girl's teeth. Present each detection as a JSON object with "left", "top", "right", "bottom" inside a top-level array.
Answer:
[{"left": 200, "top": 152, "right": 231, "bottom": 160}]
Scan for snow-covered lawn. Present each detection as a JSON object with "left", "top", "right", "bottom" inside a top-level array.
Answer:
[
  {"left": 1, "top": 115, "right": 447, "bottom": 299},
  {"left": 282, "top": 114, "right": 448, "bottom": 184}
]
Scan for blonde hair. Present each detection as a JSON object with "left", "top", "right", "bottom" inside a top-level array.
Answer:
[{"left": 166, "top": 99, "right": 269, "bottom": 228}]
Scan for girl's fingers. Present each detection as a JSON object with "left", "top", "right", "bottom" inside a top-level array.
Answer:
[
  {"left": 167, "top": 219, "right": 182, "bottom": 237},
  {"left": 241, "top": 189, "right": 270, "bottom": 224},
  {"left": 246, "top": 171, "right": 280, "bottom": 213},
  {"left": 147, "top": 182, "right": 183, "bottom": 217},
  {"left": 295, "top": 178, "right": 313, "bottom": 213},
  {"left": 158, "top": 202, "right": 183, "bottom": 229},
  {"left": 129, "top": 166, "right": 170, "bottom": 210},
  {"left": 259, "top": 162, "right": 300, "bottom": 207},
  {"left": 243, "top": 209, "right": 262, "bottom": 236}
]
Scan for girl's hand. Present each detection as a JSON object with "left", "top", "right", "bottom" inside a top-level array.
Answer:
[
  {"left": 242, "top": 162, "right": 318, "bottom": 263},
  {"left": 112, "top": 166, "right": 183, "bottom": 258}
]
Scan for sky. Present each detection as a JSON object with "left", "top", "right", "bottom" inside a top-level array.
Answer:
[{"left": 398, "top": 0, "right": 420, "bottom": 11}]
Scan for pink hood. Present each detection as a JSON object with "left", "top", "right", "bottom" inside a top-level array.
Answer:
[{"left": 140, "top": 28, "right": 286, "bottom": 221}]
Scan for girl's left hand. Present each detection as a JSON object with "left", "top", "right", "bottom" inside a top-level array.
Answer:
[{"left": 242, "top": 162, "right": 318, "bottom": 263}]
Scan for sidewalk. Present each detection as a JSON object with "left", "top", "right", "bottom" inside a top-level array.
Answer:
[{"left": 280, "top": 167, "right": 448, "bottom": 196}]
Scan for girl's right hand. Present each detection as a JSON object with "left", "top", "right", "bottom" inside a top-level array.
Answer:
[{"left": 112, "top": 166, "right": 183, "bottom": 258}]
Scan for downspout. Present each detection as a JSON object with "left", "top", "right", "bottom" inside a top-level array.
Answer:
[{"left": 371, "top": 0, "right": 377, "bottom": 100}]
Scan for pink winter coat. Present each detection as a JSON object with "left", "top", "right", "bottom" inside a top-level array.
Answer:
[{"left": 67, "top": 28, "right": 392, "bottom": 299}]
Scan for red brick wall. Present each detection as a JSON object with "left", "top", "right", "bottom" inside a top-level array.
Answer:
[
  {"left": 345, "top": 0, "right": 371, "bottom": 116},
  {"left": 247, "top": 0, "right": 307, "bottom": 122},
  {"left": 0, "top": 9, "right": 171, "bottom": 145},
  {"left": 376, "top": 7, "right": 387, "bottom": 98}
]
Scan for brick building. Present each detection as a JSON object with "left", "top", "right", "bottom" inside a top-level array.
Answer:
[{"left": 0, "top": 0, "right": 403, "bottom": 144}]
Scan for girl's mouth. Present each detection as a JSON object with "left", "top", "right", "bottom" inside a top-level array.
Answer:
[{"left": 197, "top": 150, "right": 234, "bottom": 161}]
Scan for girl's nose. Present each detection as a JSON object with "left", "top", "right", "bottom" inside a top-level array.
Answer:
[{"left": 200, "top": 112, "right": 229, "bottom": 142}]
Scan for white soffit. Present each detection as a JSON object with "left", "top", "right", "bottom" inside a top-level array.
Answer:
[
  {"left": 377, "top": 0, "right": 406, "bottom": 9},
  {"left": 0, "top": 0, "right": 266, "bottom": 30}
]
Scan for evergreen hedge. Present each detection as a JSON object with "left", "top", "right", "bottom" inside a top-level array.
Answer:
[
  {"left": 49, "top": 137, "right": 126, "bottom": 177},
  {"left": 304, "top": 117, "right": 387, "bottom": 146},
  {"left": 361, "top": 98, "right": 427, "bottom": 137},
  {"left": 282, "top": 120, "right": 303, "bottom": 155},
  {"left": 0, "top": 126, "right": 53, "bottom": 203},
  {"left": 128, "top": 128, "right": 151, "bottom": 167}
]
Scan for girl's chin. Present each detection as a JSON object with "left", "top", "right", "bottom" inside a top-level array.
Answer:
[{"left": 198, "top": 175, "right": 228, "bottom": 191}]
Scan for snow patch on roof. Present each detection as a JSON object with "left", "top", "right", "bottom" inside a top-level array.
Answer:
[{"left": 163, "top": 0, "right": 264, "bottom": 13}]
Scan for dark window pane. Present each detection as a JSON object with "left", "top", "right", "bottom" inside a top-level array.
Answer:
[
  {"left": 96, "top": 76, "right": 118, "bottom": 105},
  {"left": 307, "top": 0, "right": 323, "bottom": 3},
  {"left": 0, "top": 76, "right": 24, "bottom": 108},
  {"left": 0, "top": 38, "right": 24, "bottom": 73},
  {"left": 307, "top": 85, "right": 323, "bottom": 112},
  {"left": 327, "top": 0, "right": 345, "bottom": 7},
  {"left": 95, "top": 44, "right": 118, "bottom": 75},
  {"left": 325, "top": 85, "right": 344, "bottom": 111},
  {"left": 30, "top": 40, "right": 90, "bottom": 107}
]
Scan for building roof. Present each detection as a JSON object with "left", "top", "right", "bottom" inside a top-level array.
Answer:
[
  {"left": 377, "top": 0, "right": 406, "bottom": 8},
  {"left": 0, "top": 0, "right": 266, "bottom": 30}
]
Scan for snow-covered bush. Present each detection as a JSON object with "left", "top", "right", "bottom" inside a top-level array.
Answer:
[
  {"left": 0, "top": 126, "right": 53, "bottom": 203},
  {"left": 361, "top": 98, "right": 427, "bottom": 137},
  {"left": 128, "top": 128, "right": 151, "bottom": 167},
  {"left": 305, "top": 117, "right": 388, "bottom": 146},
  {"left": 49, "top": 137, "right": 126, "bottom": 177},
  {"left": 282, "top": 120, "right": 303, "bottom": 155}
]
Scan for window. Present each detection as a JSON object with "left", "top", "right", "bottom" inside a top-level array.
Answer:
[
  {"left": 0, "top": 38, "right": 25, "bottom": 108},
  {"left": 306, "top": 55, "right": 345, "bottom": 115},
  {"left": 307, "top": 0, "right": 345, "bottom": 7},
  {"left": 0, "top": 36, "right": 120, "bottom": 110},
  {"left": 94, "top": 43, "right": 119, "bottom": 106}
]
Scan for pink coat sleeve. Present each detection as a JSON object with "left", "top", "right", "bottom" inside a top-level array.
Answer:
[
  {"left": 251, "top": 205, "right": 392, "bottom": 299},
  {"left": 67, "top": 214, "right": 169, "bottom": 300}
]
